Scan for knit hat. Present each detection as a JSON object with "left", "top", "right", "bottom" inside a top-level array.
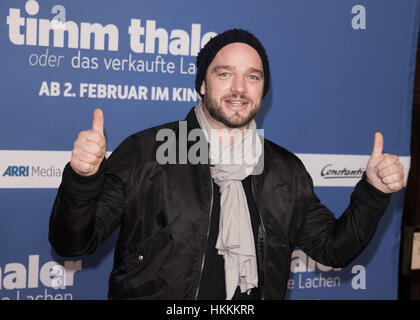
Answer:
[{"left": 195, "top": 29, "right": 270, "bottom": 99}]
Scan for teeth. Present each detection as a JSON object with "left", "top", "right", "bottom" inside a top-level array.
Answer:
[{"left": 231, "top": 101, "right": 244, "bottom": 106}]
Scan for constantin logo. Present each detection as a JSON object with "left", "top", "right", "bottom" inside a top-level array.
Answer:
[{"left": 320, "top": 164, "right": 364, "bottom": 179}]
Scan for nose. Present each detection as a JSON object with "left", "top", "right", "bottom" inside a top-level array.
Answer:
[{"left": 230, "top": 75, "right": 246, "bottom": 95}]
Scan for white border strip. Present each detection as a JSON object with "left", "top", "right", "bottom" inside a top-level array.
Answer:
[{"left": 0, "top": 150, "right": 411, "bottom": 188}]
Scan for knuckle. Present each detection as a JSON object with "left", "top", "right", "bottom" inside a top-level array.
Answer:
[
  {"left": 91, "top": 154, "right": 98, "bottom": 163},
  {"left": 77, "top": 131, "right": 85, "bottom": 140},
  {"left": 91, "top": 131, "right": 101, "bottom": 142},
  {"left": 97, "top": 148, "right": 104, "bottom": 158},
  {"left": 100, "top": 137, "right": 106, "bottom": 147},
  {"left": 93, "top": 145, "right": 103, "bottom": 157},
  {"left": 86, "top": 153, "right": 96, "bottom": 164},
  {"left": 73, "top": 149, "right": 81, "bottom": 159},
  {"left": 379, "top": 168, "right": 388, "bottom": 178},
  {"left": 73, "top": 140, "right": 80, "bottom": 149}
]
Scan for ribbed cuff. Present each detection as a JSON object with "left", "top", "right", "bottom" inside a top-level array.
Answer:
[
  {"left": 62, "top": 160, "right": 106, "bottom": 198},
  {"left": 353, "top": 173, "right": 391, "bottom": 211}
]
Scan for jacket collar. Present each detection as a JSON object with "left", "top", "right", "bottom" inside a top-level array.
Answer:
[{"left": 185, "top": 107, "right": 202, "bottom": 131}]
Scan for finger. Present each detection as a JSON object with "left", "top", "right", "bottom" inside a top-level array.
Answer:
[
  {"left": 381, "top": 172, "right": 404, "bottom": 184},
  {"left": 377, "top": 162, "right": 403, "bottom": 178},
  {"left": 78, "top": 141, "right": 104, "bottom": 158},
  {"left": 387, "top": 181, "right": 403, "bottom": 192},
  {"left": 371, "top": 132, "right": 384, "bottom": 157},
  {"left": 78, "top": 130, "right": 106, "bottom": 149},
  {"left": 375, "top": 154, "right": 399, "bottom": 172},
  {"left": 74, "top": 134, "right": 104, "bottom": 153},
  {"left": 73, "top": 160, "right": 95, "bottom": 175},
  {"left": 92, "top": 108, "right": 104, "bottom": 136},
  {"left": 74, "top": 150, "right": 101, "bottom": 165},
  {"left": 72, "top": 145, "right": 101, "bottom": 163}
]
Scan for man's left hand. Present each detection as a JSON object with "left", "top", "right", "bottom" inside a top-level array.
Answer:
[{"left": 365, "top": 132, "right": 405, "bottom": 194}]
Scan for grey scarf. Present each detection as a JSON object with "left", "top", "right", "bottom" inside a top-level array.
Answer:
[{"left": 194, "top": 100, "right": 262, "bottom": 300}]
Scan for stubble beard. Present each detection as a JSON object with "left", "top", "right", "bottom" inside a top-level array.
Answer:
[{"left": 203, "top": 93, "right": 260, "bottom": 129}]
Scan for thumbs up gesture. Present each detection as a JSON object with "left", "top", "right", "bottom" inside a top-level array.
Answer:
[
  {"left": 365, "top": 132, "right": 404, "bottom": 194},
  {"left": 70, "top": 108, "right": 107, "bottom": 176}
]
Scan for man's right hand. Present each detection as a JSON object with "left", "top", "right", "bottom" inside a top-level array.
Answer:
[{"left": 70, "top": 108, "right": 107, "bottom": 176}]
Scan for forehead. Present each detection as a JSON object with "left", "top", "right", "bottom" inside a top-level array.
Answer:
[{"left": 209, "top": 42, "right": 263, "bottom": 70}]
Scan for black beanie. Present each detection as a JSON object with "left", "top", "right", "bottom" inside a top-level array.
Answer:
[{"left": 195, "top": 28, "right": 270, "bottom": 99}]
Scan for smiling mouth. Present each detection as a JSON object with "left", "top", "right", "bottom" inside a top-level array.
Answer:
[{"left": 225, "top": 99, "right": 249, "bottom": 108}]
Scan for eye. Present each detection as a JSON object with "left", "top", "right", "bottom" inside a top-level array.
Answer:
[
  {"left": 218, "top": 72, "right": 230, "bottom": 78},
  {"left": 248, "top": 75, "right": 260, "bottom": 81}
]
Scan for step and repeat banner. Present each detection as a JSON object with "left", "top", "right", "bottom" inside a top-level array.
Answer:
[{"left": 0, "top": 0, "right": 418, "bottom": 300}]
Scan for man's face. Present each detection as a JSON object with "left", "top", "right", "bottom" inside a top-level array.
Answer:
[{"left": 200, "top": 42, "right": 264, "bottom": 129}]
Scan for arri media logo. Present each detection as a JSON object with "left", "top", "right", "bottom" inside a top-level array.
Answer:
[
  {"left": 2, "top": 165, "right": 62, "bottom": 177},
  {"left": 320, "top": 164, "right": 364, "bottom": 179},
  {"left": 2, "top": 165, "right": 29, "bottom": 177}
]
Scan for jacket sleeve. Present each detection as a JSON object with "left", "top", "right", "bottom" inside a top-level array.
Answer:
[
  {"left": 49, "top": 138, "right": 133, "bottom": 257},
  {"left": 296, "top": 168, "right": 391, "bottom": 268}
]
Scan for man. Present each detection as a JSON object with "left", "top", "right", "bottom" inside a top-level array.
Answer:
[{"left": 49, "top": 29, "right": 405, "bottom": 300}]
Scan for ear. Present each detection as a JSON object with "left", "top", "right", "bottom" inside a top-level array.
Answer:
[{"left": 200, "top": 81, "right": 206, "bottom": 96}]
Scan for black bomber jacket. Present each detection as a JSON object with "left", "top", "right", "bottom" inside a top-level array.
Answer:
[{"left": 49, "top": 108, "right": 390, "bottom": 299}]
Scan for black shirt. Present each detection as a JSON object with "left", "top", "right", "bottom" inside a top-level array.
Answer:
[{"left": 197, "top": 176, "right": 262, "bottom": 300}]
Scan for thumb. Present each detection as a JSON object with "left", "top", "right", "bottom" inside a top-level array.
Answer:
[
  {"left": 92, "top": 108, "right": 104, "bottom": 136},
  {"left": 371, "top": 131, "right": 384, "bottom": 158}
]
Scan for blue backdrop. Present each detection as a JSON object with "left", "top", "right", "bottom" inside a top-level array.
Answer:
[{"left": 0, "top": 0, "right": 418, "bottom": 300}]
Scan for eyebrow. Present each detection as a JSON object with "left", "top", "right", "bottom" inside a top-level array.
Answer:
[{"left": 211, "top": 65, "right": 264, "bottom": 78}]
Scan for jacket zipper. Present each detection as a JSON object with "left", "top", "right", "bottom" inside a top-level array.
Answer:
[
  {"left": 251, "top": 175, "right": 267, "bottom": 300},
  {"left": 194, "top": 167, "right": 214, "bottom": 300}
]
